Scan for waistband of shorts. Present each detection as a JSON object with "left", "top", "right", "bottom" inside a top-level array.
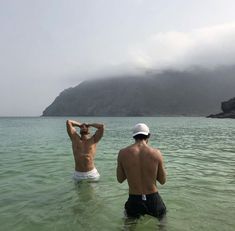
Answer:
[
  {"left": 128, "top": 192, "right": 159, "bottom": 201},
  {"left": 74, "top": 168, "right": 98, "bottom": 176}
]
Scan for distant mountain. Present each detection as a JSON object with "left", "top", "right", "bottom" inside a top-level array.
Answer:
[{"left": 42, "top": 66, "right": 235, "bottom": 116}]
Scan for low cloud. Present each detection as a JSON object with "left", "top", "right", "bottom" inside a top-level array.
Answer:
[{"left": 128, "top": 23, "right": 235, "bottom": 72}]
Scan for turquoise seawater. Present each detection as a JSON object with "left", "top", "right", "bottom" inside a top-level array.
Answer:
[{"left": 0, "top": 117, "right": 234, "bottom": 231}]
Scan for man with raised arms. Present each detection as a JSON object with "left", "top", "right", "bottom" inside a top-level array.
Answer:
[
  {"left": 117, "top": 123, "right": 167, "bottom": 219},
  {"left": 66, "top": 120, "right": 104, "bottom": 182}
]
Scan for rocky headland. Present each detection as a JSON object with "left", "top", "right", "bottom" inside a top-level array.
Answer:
[
  {"left": 42, "top": 66, "right": 235, "bottom": 117},
  {"left": 207, "top": 97, "right": 235, "bottom": 118}
]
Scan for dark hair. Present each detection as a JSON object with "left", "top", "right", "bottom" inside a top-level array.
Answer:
[{"left": 133, "top": 133, "right": 150, "bottom": 140}]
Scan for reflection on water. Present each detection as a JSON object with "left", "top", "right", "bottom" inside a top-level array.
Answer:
[
  {"left": 72, "top": 181, "right": 102, "bottom": 228},
  {"left": 122, "top": 215, "right": 168, "bottom": 231},
  {"left": 74, "top": 181, "right": 99, "bottom": 201}
]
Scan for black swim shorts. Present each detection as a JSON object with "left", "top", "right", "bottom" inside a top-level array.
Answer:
[{"left": 124, "top": 192, "right": 166, "bottom": 219}]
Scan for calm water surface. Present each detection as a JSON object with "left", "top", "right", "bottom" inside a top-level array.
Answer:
[{"left": 0, "top": 117, "right": 234, "bottom": 231}]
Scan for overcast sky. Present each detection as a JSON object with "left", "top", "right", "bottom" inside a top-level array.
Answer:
[{"left": 1, "top": 0, "right": 235, "bottom": 116}]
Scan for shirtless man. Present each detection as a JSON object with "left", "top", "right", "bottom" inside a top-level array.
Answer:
[
  {"left": 66, "top": 120, "right": 104, "bottom": 182},
  {"left": 117, "top": 123, "right": 167, "bottom": 219}
]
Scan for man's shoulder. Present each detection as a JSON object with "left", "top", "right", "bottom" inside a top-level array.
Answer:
[
  {"left": 119, "top": 145, "right": 133, "bottom": 154},
  {"left": 149, "top": 146, "right": 161, "bottom": 153},
  {"left": 147, "top": 146, "right": 162, "bottom": 157},
  {"left": 124, "top": 143, "right": 136, "bottom": 150}
]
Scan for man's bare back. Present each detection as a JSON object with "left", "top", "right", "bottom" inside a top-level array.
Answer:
[
  {"left": 117, "top": 141, "right": 166, "bottom": 194},
  {"left": 66, "top": 120, "right": 104, "bottom": 181},
  {"left": 117, "top": 123, "right": 167, "bottom": 219}
]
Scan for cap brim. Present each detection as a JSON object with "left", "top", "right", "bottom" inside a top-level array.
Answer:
[{"left": 132, "top": 132, "right": 149, "bottom": 137}]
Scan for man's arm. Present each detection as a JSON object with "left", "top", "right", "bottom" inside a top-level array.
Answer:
[
  {"left": 66, "top": 120, "right": 81, "bottom": 140},
  {"left": 116, "top": 152, "right": 126, "bottom": 183},
  {"left": 156, "top": 151, "right": 167, "bottom": 185},
  {"left": 88, "top": 123, "right": 104, "bottom": 143}
]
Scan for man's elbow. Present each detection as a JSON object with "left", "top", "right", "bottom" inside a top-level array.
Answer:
[
  {"left": 117, "top": 176, "right": 125, "bottom": 183},
  {"left": 100, "top": 124, "right": 105, "bottom": 131},
  {"left": 117, "top": 177, "right": 122, "bottom": 183},
  {"left": 157, "top": 175, "right": 167, "bottom": 185},
  {"left": 159, "top": 178, "right": 166, "bottom": 185},
  {"left": 66, "top": 120, "right": 69, "bottom": 129},
  {"left": 99, "top": 124, "right": 105, "bottom": 135},
  {"left": 117, "top": 179, "right": 122, "bottom": 183}
]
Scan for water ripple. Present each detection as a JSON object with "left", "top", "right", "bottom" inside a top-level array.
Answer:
[{"left": 0, "top": 117, "right": 235, "bottom": 231}]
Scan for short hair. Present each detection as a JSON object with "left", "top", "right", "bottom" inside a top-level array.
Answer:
[{"left": 133, "top": 133, "right": 150, "bottom": 140}]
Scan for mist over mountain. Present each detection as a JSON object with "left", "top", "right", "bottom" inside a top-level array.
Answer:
[{"left": 42, "top": 66, "right": 235, "bottom": 116}]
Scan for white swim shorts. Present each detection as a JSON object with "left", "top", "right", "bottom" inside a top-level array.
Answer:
[{"left": 73, "top": 168, "right": 100, "bottom": 182}]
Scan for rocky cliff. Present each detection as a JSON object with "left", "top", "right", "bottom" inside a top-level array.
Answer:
[
  {"left": 207, "top": 97, "right": 235, "bottom": 118},
  {"left": 42, "top": 66, "right": 235, "bottom": 116}
]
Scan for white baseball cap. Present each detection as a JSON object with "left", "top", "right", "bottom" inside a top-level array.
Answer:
[{"left": 132, "top": 123, "right": 150, "bottom": 137}]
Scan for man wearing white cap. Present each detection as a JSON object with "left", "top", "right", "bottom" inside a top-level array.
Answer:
[{"left": 117, "top": 123, "right": 167, "bottom": 220}]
